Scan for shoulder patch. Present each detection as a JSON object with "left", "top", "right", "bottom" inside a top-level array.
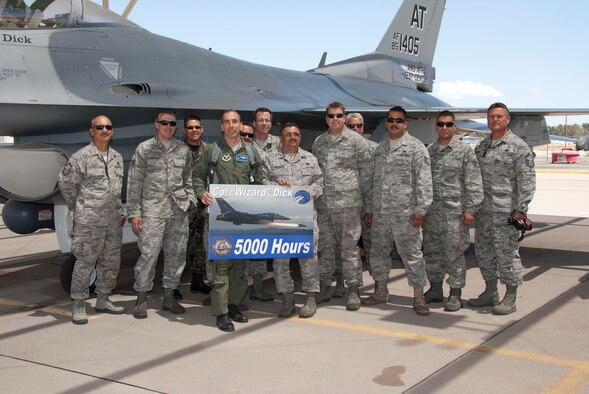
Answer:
[
  {"left": 62, "top": 161, "right": 72, "bottom": 176},
  {"left": 524, "top": 152, "right": 535, "bottom": 169}
]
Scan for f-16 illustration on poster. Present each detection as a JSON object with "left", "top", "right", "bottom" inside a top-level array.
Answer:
[{"left": 216, "top": 198, "right": 307, "bottom": 228}]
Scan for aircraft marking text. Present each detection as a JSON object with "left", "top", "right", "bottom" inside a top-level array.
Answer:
[
  {"left": 0, "top": 67, "right": 27, "bottom": 82},
  {"left": 392, "top": 32, "right": 420, "bottom": 55},
  {"left": 410, "top": 4, "right": 427, "bottom": 30},
  {"left": 401, "top": 64, "right": 426, "bottom": 83},
  {"left": 2, "top": 33, "right": 31, "bottom": 44}
]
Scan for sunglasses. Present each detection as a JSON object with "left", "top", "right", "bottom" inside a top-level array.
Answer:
[
  {"left": 386, "top": 117, "right": 406, "bottom": 124},
  {"left": 185, "top": 125, "right": 202, "bottom": 130},
  {"left": 327, "top": 113, "right": 345, "bottom": 119},
  {"left": 240, "top": 131, "right": 254, "bottom": 138},
  {"left": 436, "top": 121, "right": 455, "bottom": 128},
  {"left": 92, "top": 124, "right": 113, "bottom": 130},
  {"left": 158, "top": 120, "right": 177, "bottom": 126},
  {"left": 347, "top": 123, "right": 363, "bottom": 129}
]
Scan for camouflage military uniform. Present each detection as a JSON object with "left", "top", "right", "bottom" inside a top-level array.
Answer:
[
  {"left": 193, "top": 139, "right": 262, "bottom": 316},
  {"left": 248, "top": 134, "right": 281, "bottom": 277},
  {"left": 261, "top": 147, "right": 324, "bottom": 294},
  {"left": 127, "top": 137, "right": 195, "bottom": 293},
  {"left": 474, "top": 130, "right": 536, "bottom": 286},
  {"left": 312, "top": 127, "right": 373, "bottom": 287},
  {"left": 186, "top": 143, "right": 207, "bottom": 275},
  {"left": 335, "top": 138, "right": 379, "bottom": 276},
  {"left": 423, "top": 137, "right": 483, "bottom": 288},
  {"left": 370, "top": 133, "right": 433, "bottom": 288},
  {"left": 57, "top": 143, "right": 124, "bottom": 300}
]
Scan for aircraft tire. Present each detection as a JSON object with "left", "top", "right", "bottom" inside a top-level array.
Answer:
[{"left": 60, "top": 255, "right": 96, "bottom": 295}]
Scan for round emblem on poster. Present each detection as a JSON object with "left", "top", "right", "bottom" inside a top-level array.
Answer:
[{"left": 212, "top": 238, "right": 232, "bottom": 257}]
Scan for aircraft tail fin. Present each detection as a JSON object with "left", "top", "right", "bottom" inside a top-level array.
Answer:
[
  {"left": 309, "top": 0, "right": 446, "bottom": 92},
  {"left": 375, "top": 0, "right": 445, "bottom": 67},
  {"left": 216, "top": 198, "right": 235, "bottom": 214}
]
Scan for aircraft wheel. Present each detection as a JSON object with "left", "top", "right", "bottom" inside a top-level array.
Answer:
[{"left": 59, "top": 255, "right": 96, "bottom": 295}]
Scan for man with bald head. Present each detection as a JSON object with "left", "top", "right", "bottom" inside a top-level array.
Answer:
[{"left": 58, "top": 115, "right": 125, "bottom": 325}]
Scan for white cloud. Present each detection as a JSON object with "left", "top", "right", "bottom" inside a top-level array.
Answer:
[
  {"left": 435, "top": 80, "right": 502, "bottom": 100},
  {"left": 530, "top": 87, "right": 542, "bottom": 95}
]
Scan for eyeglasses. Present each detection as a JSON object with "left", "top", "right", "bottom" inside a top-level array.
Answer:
[
  {"left": 386, "top": 117, "right": 406, "bottom": 124},
  {"left": 185, "top": 125, "right": 202, "bottom": 130},
  {"left": 347, "top": 123, "right": 363, "bottom": 129},
  {"left": 327, "top": 113, "right": 345, "bottom": 119},
  {"left": 240, "top": 131, "right": 254, "bottom": 138},
  {"left": 158, "top": 120, "right": 177, "bottom": 126},
  {"left": 92, "top": 124, "right": 113, "bottom": 131},
  {"left": 436, "top": 121, "right": 455, "bottom": 128}
]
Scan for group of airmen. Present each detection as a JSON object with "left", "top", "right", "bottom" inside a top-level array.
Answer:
[{"left": 57, "top": 101, "right": 535, "bottom": 332}]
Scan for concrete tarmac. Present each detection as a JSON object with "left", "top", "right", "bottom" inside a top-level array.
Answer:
[{"left": 0, "top": 162, "right": 588, "bottom": 393}]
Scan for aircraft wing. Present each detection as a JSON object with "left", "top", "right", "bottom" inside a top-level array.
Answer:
[{"left": 303, "top": 106, "right": 589, "bottom": 147}]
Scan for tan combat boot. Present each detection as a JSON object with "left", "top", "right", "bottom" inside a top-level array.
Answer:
[
  {"left": 163, "top": 288, "right": 185, "bottom": 314},
  {"left": 346, "top": 285, "right": 361, "bottom": 311},
  {"left": 413, "top": 287, "right": 430, "bottom": 316},
  {"left": 299, "top": 293, "right": 317, "bottom": 318},
  {"left": 317, "top": 281, "right": 331, "bottom": 304},
  {"left": 133, "top": 292, "right": 148, "bottom": 319},
  {"left": 467, "top": 279, "right": 499, "bottom": 307},
  {"left": 95, "top": 294, "right": 125, "bottom": 314},
  {"left": 444, "top": 288, "right": 462, "bottom": 312},
  {"left": 424, "top": 281, "right": 444, "bottom": 303},
  {"left": 493, "top": 285, "right": 517, "bottom": 315},
  {"left": 72, "top": 299, "right": 88, "bottom": 325},
  {"left": 278, "top": 292, "right": 296, "bottom": 318},
  {"left": 361, "top": 280, "right": 389, "bottom": 305}
]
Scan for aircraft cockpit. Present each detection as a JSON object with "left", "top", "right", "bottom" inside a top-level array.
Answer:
[{"left": 0, "top": 0, "right": 138, "bottom": 29}]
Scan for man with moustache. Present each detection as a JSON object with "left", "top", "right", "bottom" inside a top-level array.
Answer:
[
  {"left": 174, "top": 115, "right": 211, "bottom": 300},
  {"left": 365, "top": 106, "right": 433, "bottom": 316},
  {"left": 58, "top": 115, "right": 125, "bottom": 324},
  {"left": 468, "top": 103, "right": 535, "bottom": 315},
  {"left": 127, "top": 110, "right": 195, "bottom": 319},
  {"left": 262, "top": 122, "right": 324, "bottom": 318},
  {"left": 193, "top": 109, "right": 262, "bottom": 332}
]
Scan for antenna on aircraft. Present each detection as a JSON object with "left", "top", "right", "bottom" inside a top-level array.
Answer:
[
  {"left": 318, "top": 52, "right": 327, "bottom": 68},
  {"left": 101, "top": 0, "right": 138, "bottom": 19}
]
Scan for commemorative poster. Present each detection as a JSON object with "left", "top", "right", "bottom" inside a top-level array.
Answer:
[{"left": 207, "top": 184, "right": 314, "bottom": 260}]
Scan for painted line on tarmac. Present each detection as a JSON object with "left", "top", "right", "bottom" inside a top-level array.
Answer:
[
  {"left": 543, "top": 366, "right": 589, "bottom": 394},
  {"left": 294, "top": 316, "right": 589, "bottom": 385},
  {"left": 536, "top": 169, "right": 589, "bottom": 174}
]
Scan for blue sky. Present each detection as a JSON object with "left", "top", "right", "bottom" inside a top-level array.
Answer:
[{"left": 99, "top": 0, "right": 589, "bottom": 126}]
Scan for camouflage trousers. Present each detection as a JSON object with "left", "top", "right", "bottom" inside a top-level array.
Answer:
[
  {"left": 210, "top": 259, "right": 248, "bottom": 316},
  {"left": 423, "top": 211, "right": 470, "bottom": 289},
  {"left": 246, "top": 259, "right": 268, "bottom": 277},
  {"left": 370, "top": 210, "right": 428, "bottom": 288},
  {"left": 186, "top": 206, "right": 206, "bottom": 274},
  {"left": 474, "top": 212, "right": 523, "bottom": 287},
  {"left": 317, "top": 207, "right": 362, "bottom": 286},
  {"left": 133, "top": 214, "right": 189, "bottom": 293},
  {"left": 70, "top": 218, "right": 122, "bottom": 300},
  {"left": 273, "top": 217, "right": 320, "bottom": 294},
  {"left": 335, "top": 210, "right": 371, "bottom": 279}
]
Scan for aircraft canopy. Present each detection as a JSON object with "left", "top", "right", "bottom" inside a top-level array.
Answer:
[{"left": 0, "top": 0, "right": 138, "bottom": 29}]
